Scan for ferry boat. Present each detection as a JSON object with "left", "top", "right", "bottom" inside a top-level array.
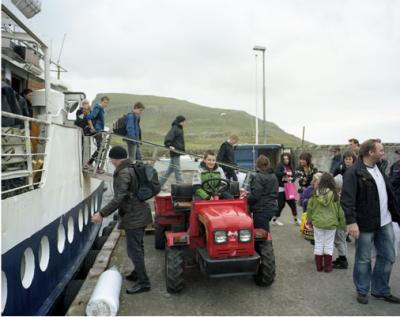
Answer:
[{"left": 1, "top": 2, "right": 105, "bottom": 315}]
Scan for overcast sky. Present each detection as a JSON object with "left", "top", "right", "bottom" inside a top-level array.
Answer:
[{"left": 5, "top": 0, "right": 400, "bottom": 144}]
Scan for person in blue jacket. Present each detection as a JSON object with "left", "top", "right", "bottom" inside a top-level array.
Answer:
[
  {"left": 125, "top": 102, "right": 145, "bottom": 161},
  {"left": 86, "top": 96, "right": 110, "bottom": 171}
]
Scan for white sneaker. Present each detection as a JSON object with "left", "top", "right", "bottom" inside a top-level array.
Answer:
[
  {"left": 271, "top": 217, "right": 278, "bottom": 226},
  {"left": 296, "top": 218, "right": 301, "bottom": 226},
  {"left": 275, "top": 220, "right": 284, "bottom": 226}
]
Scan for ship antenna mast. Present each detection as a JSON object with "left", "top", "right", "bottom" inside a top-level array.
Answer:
[{"left": 56, "top": 33, "right": 66, "bottom": 80}]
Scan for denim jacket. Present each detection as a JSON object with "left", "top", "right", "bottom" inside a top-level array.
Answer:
[
  {"left": 126, "top": 112, "right": 141, "bottom": 140},
  {"left": 86, "top": 103, "right": 105, "bottom": 131}
]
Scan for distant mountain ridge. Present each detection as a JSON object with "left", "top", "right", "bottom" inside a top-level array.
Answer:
[{"left": 95, "top": 93, "right": 311, "bottom": 151}]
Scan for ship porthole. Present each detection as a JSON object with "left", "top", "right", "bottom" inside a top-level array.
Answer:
[
  {"left": 1, "top": 271, "right": 7, "bottom": 313},
  {"left": 67, "top": 217, "right": 74, "bottom": 243},
  {"left": 90, "top": 200, "right": 94, "bottom": 216},
  {"left": 84, "top": 203, "right": 89, "bottom": 225},
  {"left": 57, "top": 223, "right": 66, "bottom": 253},
  {"left": 39, "top": 236, "right": 50, "bottom": 271},
  {"left": 20, "top": 248, "right": 35, "bottom": 289},
  {"left": 78, "top": 209, "right": 84, "bottom": 231}
]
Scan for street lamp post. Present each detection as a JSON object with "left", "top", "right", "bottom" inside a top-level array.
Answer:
[
  {"left": 253, "top": 45, "right": 266, "bottom": 144},
  {"left": 254, "top": 54, "right": 259, "bottom": 145}
]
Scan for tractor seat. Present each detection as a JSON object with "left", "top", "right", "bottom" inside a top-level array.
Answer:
[
  {"left": 229, "top": 181, "right": 240, "bottom": 198},
  {"left": 171, "top": 183, "right": 193, "bottom": 212}
]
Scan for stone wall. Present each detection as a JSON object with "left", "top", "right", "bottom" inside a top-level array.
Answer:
[{"left": 291, "top": 143, "right": 400, "bottom": 174}]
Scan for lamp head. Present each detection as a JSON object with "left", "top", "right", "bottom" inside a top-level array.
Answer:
[{"left": 253, "top": 45, "right": 266, "bottom": 52}]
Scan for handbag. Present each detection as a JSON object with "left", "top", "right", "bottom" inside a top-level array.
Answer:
[{"left": 284, "top": 182, "right": 298, "bottom": 201}]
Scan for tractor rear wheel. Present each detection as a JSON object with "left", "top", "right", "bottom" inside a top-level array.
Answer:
[
  {"left": 165, "top": 246, "right": 184, "bottom": 293},
  {"left": 155, "top": 223, "right": 166, "bottom": 250},
  {"left": 254, "top": 240, "right": 275, "bottom": 286}
]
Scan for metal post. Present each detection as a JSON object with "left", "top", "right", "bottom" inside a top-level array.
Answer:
[
  {"left": 262, "top": 49, "right": 266, "bottom": 144},
  {"left": 44, "top": 46, "right": 51, "bottom": 116},
  {"left": 255, "top": 54, "right": 259, "bottom": 145},
  {"left": 24, "top": 120, "right": 34, "bottom": 189},
  {"left": 253, "top": 45, "right": 267, "bottom": 144},
  {"left": 301, "top": 126, "right": 305, "bottom": 149}
]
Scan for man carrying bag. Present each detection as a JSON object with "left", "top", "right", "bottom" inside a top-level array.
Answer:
[{"left": 92, "top": 146, "right": 152, "bottom": 294}]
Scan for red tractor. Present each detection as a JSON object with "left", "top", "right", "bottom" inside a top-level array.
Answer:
[{"left": 154, "top": 179, "right": 275, "bottom": 293}]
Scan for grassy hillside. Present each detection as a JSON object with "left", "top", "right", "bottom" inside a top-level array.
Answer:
[{"left": 94, "top": 93, "right": 310, "bottom": 154}]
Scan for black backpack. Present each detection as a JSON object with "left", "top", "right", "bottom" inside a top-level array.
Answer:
[
  {"left": 113, "top": 114, "right": 128, "bottom": 135},
  {"left": 131, "top": 163, "right": 161, "bottom": 201}
]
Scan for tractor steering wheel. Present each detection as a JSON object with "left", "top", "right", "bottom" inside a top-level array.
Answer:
[{"left": 201, "top": 178, "right": 230, "bottom": 197}]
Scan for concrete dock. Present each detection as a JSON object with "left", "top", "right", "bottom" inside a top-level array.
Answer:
[
  {"left": 107, "top": 207, "right": 400, "bottom": 316},
  {"left": 69, "top": 171, "right": 400, "bottom": 315}
]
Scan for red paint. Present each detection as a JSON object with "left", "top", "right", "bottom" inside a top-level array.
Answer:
[
  {"left": 190, "top": 199, "right": 254, "bottom": 258},
  {"left": 154, "top": 193, "right": 266, "bottom": 259},
  {"left": 165, "top": 231, "right": 190, "bottom": 247}
]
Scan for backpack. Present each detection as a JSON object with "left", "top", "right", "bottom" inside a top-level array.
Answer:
[
  {"left": 113, "top": 114, "right": 128, "bottom": 135},
  {"left": 131, "top": 163, "right": 161, "bottom": 201}
]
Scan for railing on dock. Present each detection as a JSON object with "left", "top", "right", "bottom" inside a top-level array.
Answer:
[{"left": 1, "top": 111, "right": 49, "bottom": 198}]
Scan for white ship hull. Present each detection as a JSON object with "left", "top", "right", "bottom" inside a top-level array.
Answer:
[{"left": 2, "top": 124, "right": 105, "bottom": 315}]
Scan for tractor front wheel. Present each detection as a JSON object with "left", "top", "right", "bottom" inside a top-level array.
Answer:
[
  {"left": 254, "top": 240, "right": 276, "bottom": 286},
  {"left": 154, "top": 223, "right": 166, "bottom": 250},
  {"left": 165, "top": 246, "right": 184, "bottom": 293}
]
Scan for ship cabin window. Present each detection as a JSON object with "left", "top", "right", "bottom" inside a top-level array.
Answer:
[
  {"left": 1, "top": 271, "right": 7, "bottom": 313},
  {"left": 39, "top": 236, "right": 50, "bottom": 272},
  {"left": 57, "top": 223, "right": 66, "bottom": 253},
  {"left": 78, "top": 209, "right": 84, "bottom": 232},
  {"left": 67, "top": 217, "right": 74, "bottom": 243},
  {"left": 20, "top": 248, "right": 35, "bottom": 289}
]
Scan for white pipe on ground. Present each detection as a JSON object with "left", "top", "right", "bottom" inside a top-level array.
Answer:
[{"left": 86, "top": 266, "right": 122, "bottom": 316}]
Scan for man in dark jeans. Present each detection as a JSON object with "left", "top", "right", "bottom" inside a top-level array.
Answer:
[
  {"left": 92, "top": 146, "right": 152, "bottom": 294},
  {"left": 217, "top": 134, "right": 239, "bottom": 181},
  {"left": 86, "top": 96, "right": 110, "bottom": 172},
  {"left": 159, "top": 115, "right": 187, "bottom": 187},
  {"left": 341, "top": 139, "right": 400, "bottom": 305},
  {"left": 124, "top": 102, "right": 145, "bottom": 161}
]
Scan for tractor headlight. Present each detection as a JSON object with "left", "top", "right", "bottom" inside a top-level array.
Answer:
[
  {"left": 214, "top": 230, "right": 227, "bottom": 244},
  {"left": 239, "top": 229, "right": 252, "bottom": 243}
]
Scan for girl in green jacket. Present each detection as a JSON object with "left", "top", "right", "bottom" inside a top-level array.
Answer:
[{"left": 307, "top": 172, "right": 346, "bottom": 273}]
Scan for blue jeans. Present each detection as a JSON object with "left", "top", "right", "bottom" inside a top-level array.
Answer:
[
  {"left": 159, "top": 155, "right": 183, "bottom": 187},
  {"left": 125, "top": 228, "right": 150, "bottom": 287},
  {"left": 353, "top": 223, "right": 395, "bottom": 296},
  {"left": 125, "top": 141, "right": 142, "bottom": 161}
]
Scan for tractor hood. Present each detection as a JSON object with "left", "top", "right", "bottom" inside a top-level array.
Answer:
[
  {"left": 194, "top": 199, "right": 255, "bottom": 258},
  {"left": 198, "top": 203, "right": 253, "bottom": 232}
]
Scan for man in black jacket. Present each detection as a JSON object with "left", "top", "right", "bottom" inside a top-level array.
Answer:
[
  {"left": 247, "top": 155, "right": 279, "bottom": 232},
  {"left": 74, "top": 99, "right": 91, "bottom": 135},
  {"left": 92, "top": 146, "right": 152, "bottom": 294},
  {"left": 159, "top": 115, "right": 186, "bottom": 188},
  {"left": 217, "top": 134, "right": 239, "bottom": 181},
  {"left": 341, "top": 139, "right": 400, "bottom": 305},
  {"left": 389, "top": 149, "right": 400, "bottom": 209}
]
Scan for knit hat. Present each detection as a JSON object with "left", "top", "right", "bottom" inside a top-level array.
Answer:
[
  {"left": 175, "top": 115, "right": 186, "bottom": 123},
  {"left": 109, "top": 146, "right": 128, "bottom": 159}
]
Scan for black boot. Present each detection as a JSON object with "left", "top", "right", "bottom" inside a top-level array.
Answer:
[
  {"left": 332, "top": 256, "right": 348, "bottom": 269},
  {"left": 126, "top": 283, "right": 151, "bottom": 294},
  {"left": 125, "top": 270, "right": 138, "bottom": 281}
]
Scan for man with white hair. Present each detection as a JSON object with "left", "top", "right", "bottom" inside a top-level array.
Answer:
[{"left": 74, "top": 99, "right": 91, "bottom": 135}]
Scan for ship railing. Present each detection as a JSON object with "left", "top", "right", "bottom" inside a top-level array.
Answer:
[{"left": 1, "top": 111, "right": 49, "bottom": 198}]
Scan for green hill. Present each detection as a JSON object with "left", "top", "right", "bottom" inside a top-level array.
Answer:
[{"left": 94, "top": 93, "right": 310, "bottom": 154}]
